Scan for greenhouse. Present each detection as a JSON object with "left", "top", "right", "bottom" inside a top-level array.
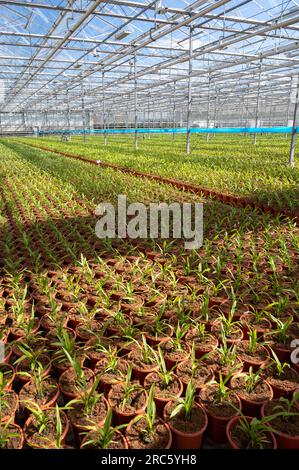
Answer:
[{"left": 0, "top": 0, "right": 299, "bottom": 457}]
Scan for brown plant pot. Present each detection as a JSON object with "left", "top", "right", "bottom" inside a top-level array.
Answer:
[
  {"left": 144, "top": 372, "right": 183, "bottom": 416},
  {"left": 185, "top": 329, "right": 218, "bottom": 358},
  {"left": 24, "top": 410, "right": 69, "bottom": 449},
  {"left": 19, "top": 377, "right": 60, "bottom": 411},
  {"left": 70, "top": 395, "right": 110, "bottom": 445},
  {"left": 236, "top": 341, "right": 269, "bottom": 372},
  {"left": 0, "top": 423, "right": 24, "bottom": 449},
  {"left": 261, "top": 401, "right": 299, "bottom": 449},
  {"left": 80, "top": 429, "right": 128, "bottom": 449},
  {"left": 128, "top": 350, "right": 159, "bottom": 384},
  {"left": 144, "top": 325, "right": 173, "bottom": 347},
  {"left": 59, "top": 367, "right": 94, "bottom": 401},
  {"left": 0, "top": 390, "right": 19, "bottom": 423},
  {"left": 240, "top": 313, "right": 271, "bottom": 340},
  {"left": 176, "top": 361, "right": 214, "bottom": 392},
  {"left": 125, "top": 416, "right": 172, "bottom": 449},
  {"left": 265, "top": 340, "right": 291, "bottom": 364},
  {"left": 108, "top": 382, "right": 148, "bottom": 426},
  {"left": 15, "top": 354, "right": 52, "bottom": 385},
  {"left": 0, "top": 363, "right": 15, "bottom": 391},
  {"left": 199, "top": 384, "right": 242, "bottom": 444},
  {"left": 226, "top": 415, "right": 277, "bottom": 449},
  {"left": 163, "top": 401, "right": 208, "bottom": 449},
  {"left": 211, "top": 322, "right": 244, "bottom": 345},
  {"left": 230, "top": 374, "right": 273, "bottom": 417}
]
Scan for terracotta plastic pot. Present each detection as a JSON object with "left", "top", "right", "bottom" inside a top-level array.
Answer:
[
  {"left": 226, "top": 415, "right": 277, "bottom": 449},
  {"left": 0, "top": 390, "right": 19, "bottom": 423},
  {"left": 211, "top": 322, "right": 244, "bottom": 345},
  {"left": 240, "top": 313, "right": 271, "bottom": 340},
  {"left": 59, "top": 367, "right": 95, "bottom": 401},
  {"left": 80, "top": 429, "right": 128, "bottom": 449},
  {"left": 2, "top": 423, "right": 24, "bottom": 449},
  {"left": 45, "top": 327, "right": 76, "bottom": 350},
  {"left": 267, "top": 370, "right": 299, "bottom": 399},
  {"left": 108, "top": 384, "right": 148, "bottom": 426},
  {"left": 24, "top": 410, "right": 69, "bottom": 449},
  {"left": 199, "top": 386, "right": 242, "bottom": 444},
  {"left": 144, "top": 372, "right": 184, "bottom": 417},
  {"left": 144, "top": 325, "right": 173, "bottom": 347},
  {"left": 128, "top": 351, "right": 159, "bottom": 385},
  {"left": 266, "top": 341, "right": 291, "bottom": 364},
  {"left": 261, "top": 402, "right": 299, "bottom": 449},
  {"left": 176, "top": 361, "right": 215, "bottom": 393},
  {"left": 19, "top": 379, "right": 60, "bottom": 411},
  {"left": 163, "top": 401, "right": 208, "bottom": 449},
  {"left": 185, "top": 331, "right": 218, "bottom": 359},
  {"left": 236, "top": 341, "right": 269, "bottom": 373},
  {"left": 16, "top": 355, "right": 52, "bottom": 385},
  {"left": 10, "top": 319, "right": 40, "bottom": 341},
  {"left": 71, "top": 396, "right": 110, "bottom": 445},
  {"left": 230, "top": 375, "right": 273, "bottom": 417},
  {"left": 125, "top": 416, "right": 172, "bottom": 449},
  {"left": 95, "top": 358, "right": 129, "bottom": 396}
]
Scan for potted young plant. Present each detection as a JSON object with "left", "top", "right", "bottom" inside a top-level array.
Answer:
[
  {"left": 0, "top": 364, "right": 15, "bottom": 391},
  {"left": 19, "top": 364, "right": 59, "bottom": 410},
  {"left": 211, "top": 300, "right": 243, "bottom": 345},
  {"left": 142, "top": 311, "right": 173, "bottom": 346},
  {"left": 226, "top": 414, "right": 277, "bottom": 449},
  {"left": 240, "top": 309, "right": 271, "bottom": 339},
  {"left": 125, "top": 384, "right": 172, "bottom": 449},
  {"left": 158, "top": 323, "right": 190, "bottom": 369},
  {"left": 185, "top": 322, "right": 218, "bottom": 358},
  {"left": 261, "top": 391, "right": 299, "bottom": 448},
  {"left": 261, "top": 350, "right": 299, "bottom": 398},
  {"left": 163, "top": 381, "right": 208, "bottom": 449},
  {"left": 236, "top": 329, "right": 269, "bottom": 372},
  {"left": 67, "top": 377, "right": 109, "bottom": 443},
  {"left": 0, "top": 372, "right": 19, "bottom": 423},
  {"left": 94, "top": 346, "right": 129, "bottom": 395},
  {"left": 128, "top": 335, "right": 159, "bottom": 383},
  {"left": 198, "top": 371, "right": 242, "bottom": 443},
  {"left": 80, "top": 408, "right": 128, "bottom": 449},
  {"left": 144, "top": 347, "right": 183, "bottom": 416},
  {"left": 23, "top": 403, "right": 69, "bottom": 448},
  {"left": 59, "top": 354, "right": 94, "bottom": 401},
  {"left": 202, "top": 337, "right": 243, "bottom": 380},
  {"left": 107, "top": 366, "right": 148, "bottom": 425},
  {"left": 0, "top": 418, "right": 24, "bottom": 449},
  {"left": 14, "top": 344, "right": 51, "bottom": 385},
  {"left": 230, "top": 367, "right": 273, "bottom": 416},
  {"left": 52, "top": 329, "right": 85, "bottom": 377},
  {"left": 264, "top": 315, "right": 295, "bottom": 363},
  {"left": 176, "top": 342, "right": 214, "bottom": 392}
]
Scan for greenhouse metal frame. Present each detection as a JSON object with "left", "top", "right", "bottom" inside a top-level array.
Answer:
[{"left": 0, "top": 0, "right": 299, "bottom": 159}]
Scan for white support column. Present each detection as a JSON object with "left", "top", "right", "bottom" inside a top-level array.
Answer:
[
  {"left": 213, "top": 87, "right": 218, "bottom": 136},
  {"left": 186, "top": 25, "right": 193, "bottom": 155},
  {"left": 102, "top": 71, "right": 107, "bottom": 145},
  {"left": 173, "top": 81, "right": 176, "bottom": 140},
  {"left": 134, "top": 51, "right": 138, "bottom": 150},
  {"left": 81, "top": 83, "right": 86, "bottom": 143},
  {"left": 289, "top": 74, "right": 299, "bottom": 167},
  {"left": 207, "top": 74, "right": 211, "bottom": 142},
  {"left": 67, "top": 90, "right": 71, "bottom": 132},
  {"left": 253, "top": 59, "right": 262, "bottom": 145}
]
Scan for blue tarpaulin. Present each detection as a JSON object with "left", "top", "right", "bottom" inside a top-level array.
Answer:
[{"left": 38, "top": 126, "right": 298, "bottom": 135}]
